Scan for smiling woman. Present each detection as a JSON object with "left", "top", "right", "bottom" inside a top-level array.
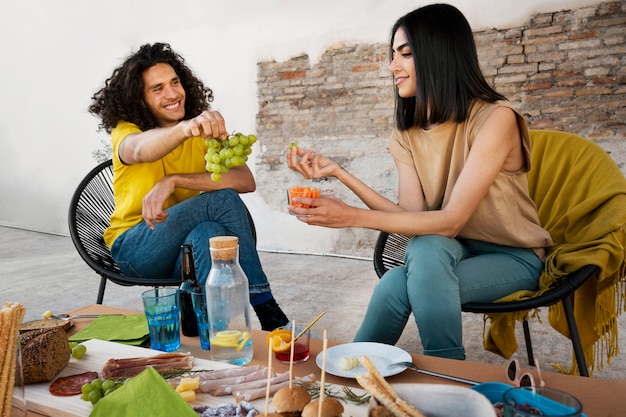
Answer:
[
  {"left": 285, "top": 3, "right": 552, "bottom": 362},
  {"left": 390, "top": 28, "right": 416, "bottom": 99}
]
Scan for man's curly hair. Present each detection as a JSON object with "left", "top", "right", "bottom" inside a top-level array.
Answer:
[{"left": 88, "top": 42, "right": 214, "bottom": 133}]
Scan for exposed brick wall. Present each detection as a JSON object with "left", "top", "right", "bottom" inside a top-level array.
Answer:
[
  {"left": 255, "top": 1, "right": 626, "bottom": 257},
  {"left": 477, "top": 1, "right": 626, "bottom": 141}
]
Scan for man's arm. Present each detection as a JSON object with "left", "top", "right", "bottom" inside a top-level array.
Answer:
[
  {"left": 142, "top": 166, "right": 255, "bottom": 230},
  {"left": 163, "top": 166, "right": 256, "bottom": 194},
  {"left": 120, "top": 110, "right": 228, "bottom": 164}
]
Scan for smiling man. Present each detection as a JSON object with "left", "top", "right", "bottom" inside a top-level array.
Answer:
[{"left": 88, "top": 43, "right": 289, "bottom": 331}]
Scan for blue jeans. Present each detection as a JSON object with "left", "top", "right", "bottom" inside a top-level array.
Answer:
[
  {"left": 353, "top": 235, "right": 543, "bottom": 360},
  {"left": 110, "top": 189, "right": 270, "bottom": 295}
]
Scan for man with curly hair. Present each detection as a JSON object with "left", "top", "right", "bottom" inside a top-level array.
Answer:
[{"left": 88, "top": 42, "right": 289, "bottom": 331}]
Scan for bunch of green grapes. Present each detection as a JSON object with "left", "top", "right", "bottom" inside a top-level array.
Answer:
[
  {"left": 205, "top": 132, "right": 257, "bottom": 182},
  {"left": 81, "top": 378, "right": 125, "bottom": 405}
]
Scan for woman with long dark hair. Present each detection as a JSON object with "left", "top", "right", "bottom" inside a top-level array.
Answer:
[{"left": 287, "top": 4, "right": 551, "bottom": 359}]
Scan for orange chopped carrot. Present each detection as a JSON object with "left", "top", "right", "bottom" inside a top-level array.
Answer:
[{"left": 288, "top": 186, "right": 320, "bottom": 208}]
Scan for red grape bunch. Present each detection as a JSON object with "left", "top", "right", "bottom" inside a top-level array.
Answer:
[{"left": 204, "top": 132, "right": 257, "bottom": 182}]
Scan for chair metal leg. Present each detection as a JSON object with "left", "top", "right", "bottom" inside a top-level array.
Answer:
[
  {"left": 522, "top": 319, "right": 535, "bottom": 366},
  {"left": 97, "top": 276, "right": 107, "bottom": 304},
  {"left": 562, "top": 296, "right": 589, "bottom": 376}
]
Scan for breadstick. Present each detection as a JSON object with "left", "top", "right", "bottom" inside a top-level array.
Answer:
[
  {"left": 1, "top": 302, "right": 26, "bottom": 417},
  {"left": 357, "top": 355, "right": 426, "bottom": 417},
  {"left": 356, "top": 374, "right": 409, "bottom": 417},
  {"left": 0, "top": 303, "right": 15, "bottom": 377},
  {"left": 0, "top": 307, "right": 10, "bottom": 416}
]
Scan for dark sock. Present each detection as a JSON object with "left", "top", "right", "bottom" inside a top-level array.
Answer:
[{"left": 253, "top": 298, "right": 289, "bottom": 331}]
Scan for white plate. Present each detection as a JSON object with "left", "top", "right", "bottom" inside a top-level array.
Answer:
[
  {"left": 316, "top": 342, "right": 412, "bottom": 378},
  {"left": 369, "top": 383, "right": 497, "bottom": 417}
]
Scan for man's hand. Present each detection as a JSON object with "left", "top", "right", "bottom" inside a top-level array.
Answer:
[
  {"left": 141, "top": 177, "right": 175, "bottom": 229},
  {"left": 181, "top": 110, "right": 228, "bottom": 140}
]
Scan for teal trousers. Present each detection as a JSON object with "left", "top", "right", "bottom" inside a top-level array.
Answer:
[{"left": 354, "top": 234, "right": 543, "bottom": 359}]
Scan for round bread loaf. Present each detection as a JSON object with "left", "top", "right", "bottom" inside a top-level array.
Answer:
[{"left": 20, "top": 327, "right": 71, "bottom": 384}]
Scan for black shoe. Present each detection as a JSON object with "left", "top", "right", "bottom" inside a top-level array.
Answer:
[{"left": 253, "top": 298, "right": 289, "bottom": 331}]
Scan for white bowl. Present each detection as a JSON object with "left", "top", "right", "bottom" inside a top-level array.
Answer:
[{"left": 368, "top": 383, "right": 496, "bottom": 417}]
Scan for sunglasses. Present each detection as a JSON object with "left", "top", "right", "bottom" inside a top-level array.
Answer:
[{"left": 506, "top": 358, "right": 546, "bottom": 387}]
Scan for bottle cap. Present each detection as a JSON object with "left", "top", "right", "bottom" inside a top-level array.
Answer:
[{"left": 209, "top": 236, "right": 238, "bottom": 259}]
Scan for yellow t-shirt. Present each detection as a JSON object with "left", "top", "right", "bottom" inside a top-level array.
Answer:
[
  {"left": 389, "top": 100, "right": 553, "bottom": 251},
  {"left": 103, "top": 121, "right": 207, "bottom": 248}
]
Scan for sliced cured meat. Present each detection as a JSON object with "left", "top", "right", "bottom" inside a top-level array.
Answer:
[
  {"left": 49, "top": 371, "right": 98, "bottom": 396},
  {"left": 233, "top": 379, "right": 290, "bottom": 403},
  {"left": 232, "top": 373, "right": 317, "bottom": 403},
  {"left": 205, "top": 371, "right": 289, "bottom": 395},
  {"left": 102, "top": 352, "right": 193, "bottom": 379},
  {"left": 168, "top": 365, "right": 263, "bottom": 388},
  {"left": 195, "top": 365, "right": 262, "bottom": 381},
  {"left": 198, "top": 368, "right": 271, "bottom": 393}
]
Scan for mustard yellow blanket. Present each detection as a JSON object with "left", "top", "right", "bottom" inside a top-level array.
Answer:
[{"left": 485, "top": 130, "right": 626, "bottom": 375}]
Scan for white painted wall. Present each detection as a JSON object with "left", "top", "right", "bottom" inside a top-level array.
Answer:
[{"left": 0, "top": 0, "right": 600, "bottom": 254}]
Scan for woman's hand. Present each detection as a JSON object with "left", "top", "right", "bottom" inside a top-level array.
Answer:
[
  {"left": 288, "top": 194, "right": 355, "bottom": 228},
  {"left": 287, "top": 146, "right": 341, "bottom": 179}
]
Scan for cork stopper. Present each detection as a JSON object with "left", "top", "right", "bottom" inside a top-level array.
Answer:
[{"left": 209, "top": 236, "right": 238, "bottom": 260}]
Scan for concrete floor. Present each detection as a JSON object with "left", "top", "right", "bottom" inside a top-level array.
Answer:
[{"left": 1, "top": 226, "right": 624, "bottom": 380}]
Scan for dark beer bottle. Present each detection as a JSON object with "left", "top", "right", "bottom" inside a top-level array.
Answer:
[{"left": 179, "top": 244, "right": 200, "bottom": 337}]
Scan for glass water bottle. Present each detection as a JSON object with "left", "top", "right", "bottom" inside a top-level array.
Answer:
[{"left": 205, "top": 236, "right": 253, "bottom": 365}]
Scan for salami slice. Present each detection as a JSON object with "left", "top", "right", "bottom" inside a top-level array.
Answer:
[{"left": 49, "top": 371, "right": 98, "bottom": 396}]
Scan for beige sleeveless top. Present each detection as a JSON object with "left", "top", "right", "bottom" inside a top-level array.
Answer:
[{"left": 389, "top": 100, "right": 553, "bottom": 253}]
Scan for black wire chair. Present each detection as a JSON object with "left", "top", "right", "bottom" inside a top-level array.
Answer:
[
  {"left": 371, "top": 131, "right": 619, "bottom": 377},
  {"left": 373, "top": 232, "right": 597, "bottom": 376},
  {"left": 68, "top": 159, "right": 256, "bottom": 304}
]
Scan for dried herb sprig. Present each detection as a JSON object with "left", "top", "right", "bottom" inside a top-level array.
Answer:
[
  {"left": 158, "top": 368, "right": 214, "bottom": 379},
  {"left": 341, "top": 386, "right": 371, "bottom": 405},
  {"left": 304, "top": 382, "right": 371, "bottom": 405}
]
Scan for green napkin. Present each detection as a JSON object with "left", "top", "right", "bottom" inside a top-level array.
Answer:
[
  {"left": 69, "top": 314, "right": 150, "bottom": 346},
  {"left": 89, "top": 366, "right": 198, "bottom": 417}
]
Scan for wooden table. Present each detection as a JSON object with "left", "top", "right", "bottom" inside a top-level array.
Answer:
[{"left": 22, "top": 304, "right": 626, "bottom": 416}]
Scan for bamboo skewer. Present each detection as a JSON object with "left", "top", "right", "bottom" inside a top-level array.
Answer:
[
  {"left": 288, "top": 321, "right": 296, "bottom": 389},
  {"left": 295, "top": 311, "right": 325, "bottom": 341},
  {"left": 264, "top": 336, "right": 273, "bottom": 416},
  {"left": 318, "top": 329, "right": 328, "bottom": 417}
]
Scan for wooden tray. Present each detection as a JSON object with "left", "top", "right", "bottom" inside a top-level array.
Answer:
[{"left": 24, "top": 339, "right": 369, "bottom": 416}]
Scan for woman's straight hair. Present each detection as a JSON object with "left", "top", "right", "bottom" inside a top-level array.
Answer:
[{"left": 391, "top": 3, "right": 506, "bottom": 130}]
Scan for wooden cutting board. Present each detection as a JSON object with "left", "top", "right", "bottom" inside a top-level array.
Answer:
[{"left": 23, "top": 339, "right": 369, "bottom": 417}]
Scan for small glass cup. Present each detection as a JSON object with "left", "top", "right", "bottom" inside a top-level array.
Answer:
[
  {"left": 142, "top": 287, "right": 181, "bottom": 352},
  {"left": 287, "top": 186, "right": 334, "bottom": 216},
  {"left": 274, "top": 322, "right": 310, "bottom": 364},
  {"left": 191, "top": 289, "right": 211, "bottom": 350},
  {"left": 503, "top": 387, "right": 583, "bottom": 417}
]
